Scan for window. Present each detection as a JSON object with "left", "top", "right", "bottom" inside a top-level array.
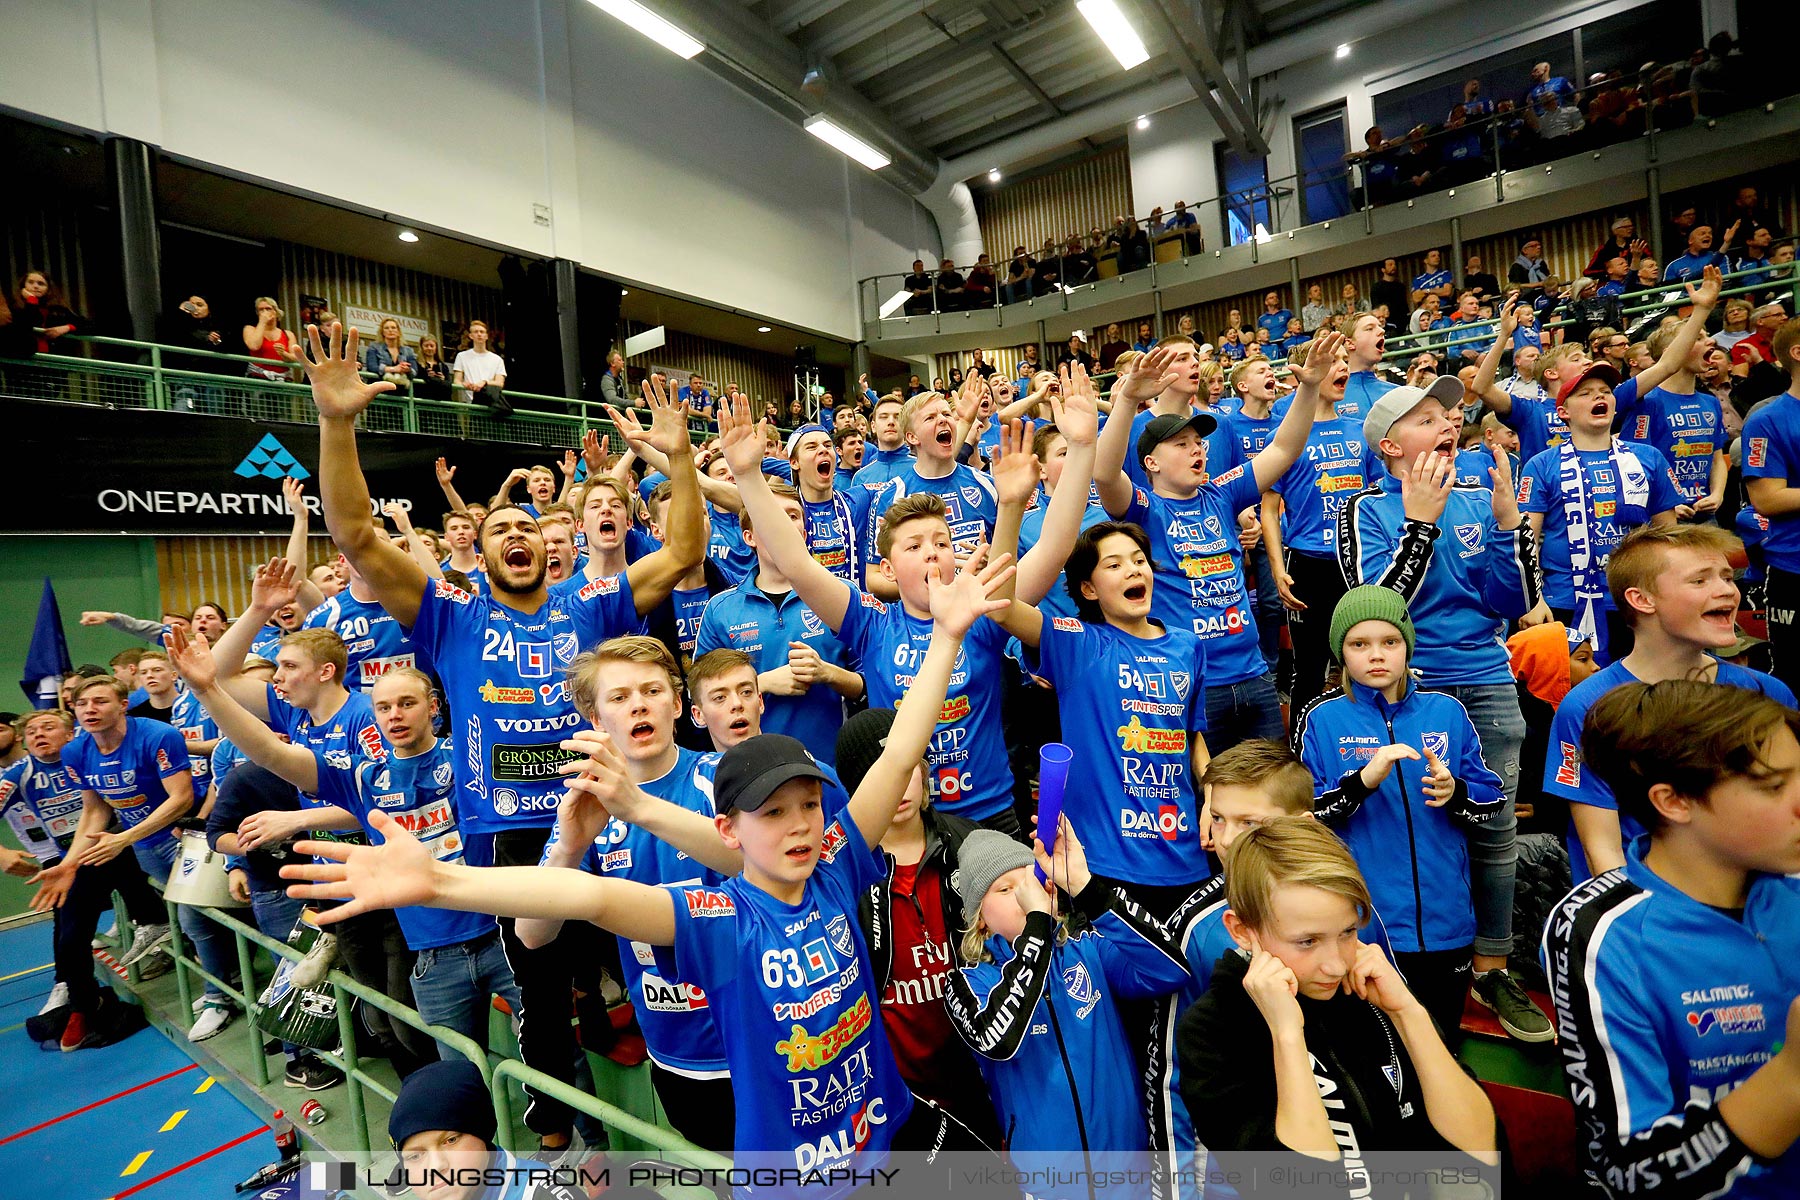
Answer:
[
  {"left": 1215, "top": 142, "right": 1270, "bottom": 247},
  {"left": 1294, "top": 106, "right": 1351, "bottom": 225}
]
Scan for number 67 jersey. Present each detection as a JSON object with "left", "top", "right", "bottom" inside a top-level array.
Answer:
[{"left": 406, "top": 574, "right": 641, "bottom": 840}]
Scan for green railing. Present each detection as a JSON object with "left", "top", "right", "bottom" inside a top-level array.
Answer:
[
  {"left": 0, "top": 333, "right": 704, "bottom": 450},
  {"left": 122, "top": 886, "right": 719, "bottom": 1165}
]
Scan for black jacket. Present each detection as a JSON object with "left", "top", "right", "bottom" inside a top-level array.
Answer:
[{"left": 1178, "top": 949, "right": 1496, "bottom": 1199}]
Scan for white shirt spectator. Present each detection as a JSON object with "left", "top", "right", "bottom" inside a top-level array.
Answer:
[{"left": 453, "top": 349, "right": 505, "bottom": 387}]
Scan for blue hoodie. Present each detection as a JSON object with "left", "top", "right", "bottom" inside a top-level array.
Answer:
[
  {"left": 1337, "top": 473, "right": 1539, "bottom": 686},
  {"left": 946, "top": 888, "right": 1190, "bottom": 1200},
  {"left": 1294, "top": 678, "right": 1504, "bottom": 952},
  {"left": 1543, "top": 839, "right": 1800, "bottom": 1199}
]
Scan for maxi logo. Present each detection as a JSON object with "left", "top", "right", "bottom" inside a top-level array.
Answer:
[{"left": 776, "top": 993, "right": 873, "bottom": 1072}]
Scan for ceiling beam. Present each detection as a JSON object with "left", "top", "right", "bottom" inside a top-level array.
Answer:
[
  {"left": 1150, "top": 0, "right": 1268, "bottom": 155},
  {"left": 1135, "top": 3, "right": 1251, "bottom": 154}
]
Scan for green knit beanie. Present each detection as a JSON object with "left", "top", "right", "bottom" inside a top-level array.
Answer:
[{"left": 1329, "top": 585, "right": 1416, "bottom": 663}]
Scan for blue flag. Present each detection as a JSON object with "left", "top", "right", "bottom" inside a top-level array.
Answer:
[{"left": 20, "top": 577, "right": 72, "bottom": 709}]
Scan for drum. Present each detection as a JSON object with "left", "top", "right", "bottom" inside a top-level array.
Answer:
[
  {"left": 163, "top": 828, "right": 247, "bottom": 907},
  {"left": 256, "top": 910, "right": 344, "bottom": 1052}
]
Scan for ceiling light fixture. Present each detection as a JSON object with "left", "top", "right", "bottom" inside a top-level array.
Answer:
[
  {"left": 987, "top": 167, "right": 1002, "bottom": 183},
  {"left": 584, "top": 0, "right": 703, "bottom": 59},
  {"left": 1078, "top": 0, "right": 1150, "bottom": 71},
  {"left": 1135, "top": 115, "right": 1151, "bottom": 131},
  {"left": 804, "top": 114, "right": 891, "bottom": 170},
  {"left": 757, "top": 325, "right": 772, "bottom": 333},
  {"left": 1336, "top": 43, "right": 1351, "bottom": 59},
  {"left": 878, "top": 290, "right": 911, "bottom": 319},
  {"left": 619, "top": 289, "right": 630, "bottom": 297},
  {"left": 397, "top": 229, "right": 419, "bottom": 243}
]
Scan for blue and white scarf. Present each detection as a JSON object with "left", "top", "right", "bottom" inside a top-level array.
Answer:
[{"left": 1560, "top": 437, "right": 1648, "bottom": 656}]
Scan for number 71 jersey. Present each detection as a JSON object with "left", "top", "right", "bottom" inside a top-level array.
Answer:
[{"left": 407, "top": 574, "right": 641, "bottom": 837}]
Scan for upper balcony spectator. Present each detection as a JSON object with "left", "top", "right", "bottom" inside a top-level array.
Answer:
[
  {"left": 1522, "top": 90, "right": 1586, "bottom": 147},
  {"left": 599, "top": 349, "right": 631, "bottom": 408},
  {"left": 1165, "top": 200, "right": 1203, "bottom": 254},
  {"left": 965, "top": 254, "right": 996, "bottom": 308},
  {"left": 1002, "top": 247, "right": 1035, "bottom": 304},
  {"left": 1584, "top": 70, "right": 1645, "bottom": 139},
  {"left": 1437, "top": 105, "right": 1486, "bottom": 184},
  {"left": 934, "top": 259, "right": 967, "bottom": 311},
  {"left": 158, "top": 294, "right": 226, "bottom": 368},
  {"left": 1300, "top": 285, "right": 1331, "bottom": 332},
  {"left": 5, "top": 270, "right": 83, "bottom": 357},
  {"left": 1663, "top": 223, "right": 1730, "bottom": 283},
  {"left": 364, "top": 317, "right": 419, "bottom": 385},
  {"left": 1464, "top": 255, "right": 1501, "bottom": 303},
  {"left": 1352, "top": 126, "right": 1399, "bottom": 207},
  {"left": 1392, "top": 125, "right": 1436, "bottom": 196},
  {"left": 1526, "top": 61, "right": 1578, "bottom": 114},
  {"left": 1256, "top": 292, "right": 1293, "bottom": 342},
  {"left": 903, "top": 259, "right": 934, "bottom": 315},
  {"left": 1034, "top": 240, "right": 1063, "bottom": 293},
  {"left": 1689, "top": 32, "right": 1748, "bottom": 118},
  {"left": 1409, "top": 249, "right": 1454, "bottom": 311},
  {"left": 1062, "top": 236, "right": 1098, "bottom": 287},
  {"left": 1459, "top": 78, "right": 1495, "bottom": 120},
  {"left": 416, "top": 335, "right": 452, "bottom": 400},
  {"left": 242, "top": 296, "right": 298, "bottom": 381},
  {"left": 1116, "top": 218, "right": 1152, "bottom": 274}
]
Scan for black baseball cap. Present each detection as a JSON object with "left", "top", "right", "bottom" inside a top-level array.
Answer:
[
  {"left": 715, "top": 734, "right": 830, "bottom": 814},
  {"left": 1137, "top": 412, "right": 1218, "bottom": 465}
]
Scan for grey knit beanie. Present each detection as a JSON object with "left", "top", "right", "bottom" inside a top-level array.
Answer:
[{"left": 952, "top": 829, "right": 1037, "bottom": 925}]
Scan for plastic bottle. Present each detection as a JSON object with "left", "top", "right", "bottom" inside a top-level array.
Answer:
[{"left": 235, "top": 1111, "right": 301, "bottom": 1191}]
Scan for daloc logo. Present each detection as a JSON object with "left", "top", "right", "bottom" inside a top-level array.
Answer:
[{"left": 235, "top": 434, "right": 312, "bottom": 481}]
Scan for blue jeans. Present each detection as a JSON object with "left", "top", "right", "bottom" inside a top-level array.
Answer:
[
  {"left": 250, "top": 887, "right": 306, "bottom": 1059},
  {"left": 1436, "top": 682, "right": 1526, "bottom": 960},
  {"left": 135, "top": 839, "right": 234, "bottom": 1002},
  {"left": 1202, "top": 672, "right": 1286, "bottom": 755},
  {"left": 1246, "top": 547, "right": 1285, "bottom": 675},
  {"left": 410, "top": 929, "right": 523, "bottom": 1060}
]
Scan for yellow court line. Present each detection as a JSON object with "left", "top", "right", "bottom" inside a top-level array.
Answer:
[
  {"left": 0, "top": 962, "right": 52, "bottom": 984},
  {"left": 159, "top": 1110, "right": 188, "bottom": 1132},
  {"left": 121, "top": 1150, "right": 153, "bottom": 1177},
  {"left": 193, "top": 1076, "right": 215, "bottom": 1094}
]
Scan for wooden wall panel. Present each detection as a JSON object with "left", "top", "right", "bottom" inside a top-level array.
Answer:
[
  {"left": 276, "top": 243, "right": 505, "bottom": 351},
  {"left": 974, "top": 148, "right": 1135, "bottom": 264},
  {"left": 619, "top": 320, "right": 798, "bottom": 415},
  {"left": 156, "top": 534, "right": 334, "bottom": 618}
]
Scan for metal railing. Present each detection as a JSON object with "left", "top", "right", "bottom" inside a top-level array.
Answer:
[
  {"left": 0, "top": 333, "right": 725, "bottom": 450},
  {"left": 116, "top": 886, "right": 723, "bottom": 1166}
]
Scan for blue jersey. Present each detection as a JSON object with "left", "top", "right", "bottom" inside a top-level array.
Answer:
[
  {"left": 1512, "top": 324, "right": 1542, "bottom": 352},
  {"left": 304, "top": 589, "right": 428, "bottom": 693},
  {"left": 266, "top": 686, "right": 387, "bottom": 801},
  {"left": 409, "top": 574, "right": 641, "bottom": 837},
  {"left": 1018, "top": 491, "right": 1110, "bottom": 620},
  {"left": 1737, "top": 506, "right": 1771, "bottom": 582},
  {"left": 836, "top": 590, "right": 1011, "bottom": 820},
  {"left": 1120, "top": 466, "right": 1269, "bottom": 686},
  {"left": 1341, "top": 371, "right": 1394, "bottom": 427},
  {"left": 1662, "top": 250, "right": 1729, "bottom": 284},
  {"left": 62, "top": 719, "right": 192, "bottom": 851},
  {"left": 1031, "top": 617, "right": 1208, "bottom": 884},
  {"left": 1742, "top": 396, "right": 1800, "bottom": 572},
  {"left": 1526, "top": 75, "right": 1575, "bottom": 112},
  {"left": 637, "top": 470, "right": 667, "bottom": 505},
  {"left": 438, "top": 561, "right": 487, "bottom": 596},
  {"left": 801, "top": 493, "right": 862, "bottom": 586},
  {"left": 659, "top": 815, "right": 910, "bottom": 1189},
  {"left": 249, "top": 624, "right": 285, "bottom": 661},
  {"left": 669, "top": 583, "right": 710, "bottom": 676},
  {"left": 315, "top": 739, "right": 494, "bottom": 951},
  {"left": 848, "top": 447, "right": 912, "bottom": 505},
  {"left": 706, "top": 505, "right": 756, "bottom": 586},
  {"left": 1543, "top": 841, "right": 1800, "bottom": 1199},
  {"left": 1451, "top": 447, "right": 1497, "bottom": 488},
  {"left": 0, "top": 755, "right": 85, "bottom": 861},
  {"left": 210, "top": 737, "right": 248, "bottom": 784},
  {"left": 1255, "top": 310, "right": 1292, "bottom": 341},
  {"left": 1337, "top": 474, "right": 1538, "bottom": 686},
  {"left": 1271, "top": 418, "right": 1380, "bottom": 558},
  {"left": 1296, "top": 680, "right": 1504, "bottom": 951},
  {"left": 1124, "top": 406, "right": 1241, "bottom": 494},
  {"left": 863, "top": 463, "right": 998, "bottom": 572},
  {"left": 544, "top": 746, "right": 726, "bottom": 1076},
  {"left": 1221, "top": 408, "right": 1279, "bottom": 462},
  {"left": 695, "top": 578, "right": 852, "bottom": 765},
  {"left": 1596, "top": 279, "right": 1626, "bottom": 299},
  {"left": 1545, "top": 660, "right": 1793, "bottom": 882},
  {"left": 1620, "top": 385, "right": 1723, "bottom": 504},
  {"left": 1410, "top": 268, "right": 1452, "bottom": 298},
  {"left": 1518, "top": 443, "right": 1680, "bottom": 609},
  {"left": 1498, "top": 393, "right": 1571, "bottom": 464},
  {"left": 170, "top": 688, "right": 219, "bottom": 783}
]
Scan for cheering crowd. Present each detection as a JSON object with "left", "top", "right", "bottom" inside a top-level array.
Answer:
[{"left": 6, "top": 295, "right": 1800, "bottom": 1199}]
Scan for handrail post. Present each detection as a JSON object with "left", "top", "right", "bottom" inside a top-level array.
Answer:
[
  {"left": 149, "top": 343, "right": 166, "bottom": 411},
  {"left": 167, "top": 895, "right": 194, "bottom": 1016},
  {"left": 334, "top": 981, "right": 371, "bottom": 1153},
  {"left": 235, "top": 928, "right": 270, "bottom": 1087}
]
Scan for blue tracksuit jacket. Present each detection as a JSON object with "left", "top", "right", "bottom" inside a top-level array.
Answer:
[
  {"left": 1543, "top": 839, "right": 1800, "bottom": 1199},
  {"left": 1336, "top": 473, "right": 1539, "bottom": 686},
  {"left": 1294, "top": 678, "right": 1504, "bottom": 952}
]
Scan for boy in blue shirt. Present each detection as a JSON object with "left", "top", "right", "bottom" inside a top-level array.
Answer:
[
  {"left": 1544, "top": 679, "right": 1800, "bottom": 1200},
  {"left": 862, "top": 392, "right": 999, "bottom": 599},
  {"left": 1337, "top": 372, "right": 1552, "bottom": 1041},
  {"left": 1099, "top": 338, "right": 1335, "bottom": 752},
  {"left": 1519, "top": 362, "right": 1682, "bottom": 661},
  {"left": 1545, "top": 524, "right": 1795, "bottom": 882},
  {"left": 1294, "top": 586, "right": 1509, "bottom": 1039},
  {"left": 283, "top": 558, "right": 1013, "bottom": 1195},
  {"left": 1742, "top": 316, "right": 1800, "bottom": 694},
  {"left": 693, "top": 480, "right": 863, "bottom": 763},
  {"left": 1618, "top": 287, "right": 1730, "bottom": 517},
  {"left": 1341, "top": 311, "right": 1394, "bottom": 421},
  {"left": 1124, "top": 336, "right": 1243, "bottom": 495}
]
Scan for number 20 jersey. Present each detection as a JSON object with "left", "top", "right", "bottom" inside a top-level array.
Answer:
[{"left": 407, "top": 574, "right": 641, "bottom": 837}]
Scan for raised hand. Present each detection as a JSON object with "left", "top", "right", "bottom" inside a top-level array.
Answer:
[
  {"left": 1686, "top": 263, "right": 1723, "bottom": 310},
  {"left": 1400, "top": 451, "right": 1454, "bottom": 525},
  {"left": 250, "top": 557, "right": 302, "bottom": 614},
  {"left": 559, "top": 449, "right": 579, "bottom": 481},
  {"left": 1420, "top": 744, "right": 1455, "bottom": 807},
  {"left": 1032, "top": 813, "right": 1091, "bottom": 897},
  {"left": 1497, "top": 292, "right": 1521, "bottom": 336},
  {"left": 435, "top": 457, "right": 457, "bottom": 487},
  {"left": 79, "top": 611, "right": 115, "bottom": 626},
  {"left": 163, "top": 625, "right": 219, "bottom": 692},
  {"left": 953, "top": 371, "right": 987, "bottom": 427},
  {"left": 283, "top": 476, "right": 309, "bottom": 518},
  {"left": 927, "top": 544, "right": 1015, "bottom": 638},
  {"left": 1115, "top": 345, "right": 1181, "bottom": 408},
  {"left": 384, "top": 502, "right": 414, "bottom": 532},
  {"left": 298, "top": 322, "right": 396, "bottom": 419},
  {"left": 282, "top": 810, "right": 437, "bottom": 921},
  {"left": 1488, "top": 444, "right": 1521, "bottom": 530},
  {"left": 715, "top": 391, "right": 767, "bottom": 480},
  {"left": 1291, "top": 331, "right": 1345, "bottom": 387},
  {"left": 1051, "top": 363, "right": 1099, "bottom": 448},
  {"left": 990, "top": 419, "right": 1041, "bottom": 507},
  {"left": 641, "top": 375, "right": 694, "bottom": 456},
  {"left": 581, "top": 429, "right": 610, "bottom": 476}
]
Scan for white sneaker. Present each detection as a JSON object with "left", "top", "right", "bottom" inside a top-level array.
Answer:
[
  {"left": 39, "top": 982, "right": 70, "bottom": 1015},
  {"left": 193, "top": 993, "right": 210, "bottom": 1015},
  {"left": 188, "top": 998, "right": 234, "bottom": 1042},
  {"left": 119, "top": 923, "right": 172, "bottom": 968}
]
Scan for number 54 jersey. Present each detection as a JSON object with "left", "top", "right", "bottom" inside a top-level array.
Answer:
[{"left": 406, "top": 574, "right": 641, "bottom": 838}]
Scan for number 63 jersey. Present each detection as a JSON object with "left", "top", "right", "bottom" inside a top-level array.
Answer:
[{"left": 406, "top": 574, "right": 641, "bottom": 838}]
